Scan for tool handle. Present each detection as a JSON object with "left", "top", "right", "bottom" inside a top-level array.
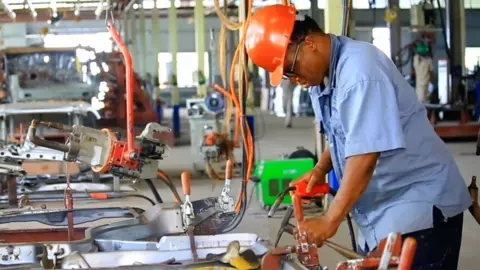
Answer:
[
  {"left": 398, "top": 237, "right": 417, "bottom": 270},
  {"left": 225, "top": 159, "right": 233, "bottom": 179},
  {"left": 90, "top": 193, "right": 109, "bottom": 200},
  {"left": 181, "top": 172, "right": 191, "bottom": 196},
  {"left": 292, "top": 195, "right": 304, "bottom": 222},
  {"left": 294, "top": 182, "right": 330, "bottom": 197}
]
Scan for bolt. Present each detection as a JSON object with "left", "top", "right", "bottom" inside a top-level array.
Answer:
[{"left": 40, "top": 204, "right": 47, "bottom": 209}]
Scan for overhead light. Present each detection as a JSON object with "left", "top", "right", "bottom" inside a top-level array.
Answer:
[
  {"left": 50, "top": 0, "right": 57, "bottom": 17},
  {"left": 95, "top": 0, "right": 105, "bottom": 19},
  {"left": 26, "top": 0, "right": 38, "bottom": 18}
]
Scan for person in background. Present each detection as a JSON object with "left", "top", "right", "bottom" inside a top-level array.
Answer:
[
  {"left": 413, "top": 41, "right": 435, "bottom": 103},
  {"left": 143, "top": 72, "right": 154, "bottom": 98},
  {"left": 281, "top": 79, "right": 296, "bottom": 128}
]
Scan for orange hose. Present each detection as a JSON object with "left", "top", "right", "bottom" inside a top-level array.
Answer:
[{"left": 107, "top": 22, "right": 135, "bottom": 160}]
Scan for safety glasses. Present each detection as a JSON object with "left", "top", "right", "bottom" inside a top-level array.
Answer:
[{"left": 283, "top": 42, "right": 302, "bottom": 79}]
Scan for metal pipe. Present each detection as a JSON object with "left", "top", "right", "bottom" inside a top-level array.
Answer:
[
  {"left": 107, "top": 22, "right": 135, "bottom": 157},
  {"left": 323, "top": 240, "right": 364, "bottom": 260},
  {"left": 27, "top": 120, "right": 69, "bottom": 153}
]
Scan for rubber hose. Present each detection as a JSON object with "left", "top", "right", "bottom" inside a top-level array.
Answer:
[
  {"left": 123, "top": 194, "right": 156, "bottom": 206},
  {"left": 157, "top": 171, "right": 183, "bottom": 204},
  {"left": 144, "top": 178, "right": 163, "bottom": 204}
]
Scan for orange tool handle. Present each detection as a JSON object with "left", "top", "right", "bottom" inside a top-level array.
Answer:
[
  {"left": 294, "top": 182, "right": 330, "bottom": 197},
  {"left": 225, "top": 159, "right": 234, "bottom": 179},
  {"left": 89, "top": 193, "right": 109, "bottom": 200},
  {"left": 181, "top": 172, "right": 191, "bottom": 196},
  {"left": 292, "top": 195, "right": 304, "bottom": 222},
  {"left": 398, "top": 237, "right": 417, "bottom": 270}
]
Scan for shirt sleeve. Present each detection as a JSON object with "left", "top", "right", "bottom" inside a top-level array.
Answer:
[
  {"left": 337, "top": 80, "right": 406, "bottom": 157},
  {"left": 428, "top": 58, "right": 434, "bottom": 72}
]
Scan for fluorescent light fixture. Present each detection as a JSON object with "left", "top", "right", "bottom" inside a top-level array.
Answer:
[{"left": 95, "top": 0, "right": 104, "bottom": 18}]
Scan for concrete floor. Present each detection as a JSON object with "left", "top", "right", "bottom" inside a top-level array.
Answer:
[{"left": 3, "top": 112, "right": 480, "bottom": 269}]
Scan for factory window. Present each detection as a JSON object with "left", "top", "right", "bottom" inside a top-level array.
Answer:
[
  {"left": 43, "top": 33, "right": 112, "bottom": 53},
  {"left": 372, "top": 27, "right": 391, "bottom": 59},
  {"left": 158, "top": 52, "right": 210, "bottom": 89},
  {"left": 466, "top": 47, "right": 480, "bottom": 73}
]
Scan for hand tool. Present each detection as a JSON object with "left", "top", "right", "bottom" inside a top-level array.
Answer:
[
  {"left": 268, "top": 182, "right": 331, "bottom": 218},
  {"left": 181, "top": 172, "right": 198, "bottom": 262}
]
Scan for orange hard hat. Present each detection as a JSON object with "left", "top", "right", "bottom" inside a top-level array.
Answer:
[{"left": 245, "top": 5, "right": 296, "bottom": 86}]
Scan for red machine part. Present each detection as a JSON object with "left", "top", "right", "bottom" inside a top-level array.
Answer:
[
  {"left": 101, "top": 25, "right": 156, "bottom": 132},
  {"left": 90, "top": 129, "right": 140, "bottom": 174}
]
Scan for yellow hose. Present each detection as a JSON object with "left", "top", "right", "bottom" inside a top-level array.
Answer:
[{"left": 213, "top": 0, "right": 242, "bottom": 30}]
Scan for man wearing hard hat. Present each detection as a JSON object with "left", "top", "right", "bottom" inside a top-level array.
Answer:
[{"left": 245, "top": 5, "right": 471, "bottom": 269}]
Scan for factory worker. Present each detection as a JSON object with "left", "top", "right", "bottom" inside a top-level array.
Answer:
[
  {"left": 412, "top": 41, "right": 435, "bottom": 103},
  {"left": 244, "top": 5, "right": 471, "bottom": 270}
]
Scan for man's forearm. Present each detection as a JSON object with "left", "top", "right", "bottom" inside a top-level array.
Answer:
[
  {"left": 325, "top": 152, "right": 379, "bottom": 226},
  {"left": 314, "top": 147, "right": 333, "bottom": 174}
]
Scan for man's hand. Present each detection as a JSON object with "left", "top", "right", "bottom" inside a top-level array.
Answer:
[
  {"left": 297, "top": 215, "right": 339, "bottom": 246},
  {"left": 290, "top": 167, "right": 327, "bottom": 192}
]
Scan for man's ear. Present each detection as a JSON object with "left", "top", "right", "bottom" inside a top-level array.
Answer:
[{"left": 304, "top": 35, "right": 316, "bottom": 49}]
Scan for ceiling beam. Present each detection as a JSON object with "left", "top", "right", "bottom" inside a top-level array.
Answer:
[{"left": 0, "top": 6, "right": 239, "bottom": 23}]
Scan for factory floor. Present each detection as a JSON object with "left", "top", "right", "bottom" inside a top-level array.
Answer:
[{"left": 3, "top": 111, "right": 480, "bottom": 269}]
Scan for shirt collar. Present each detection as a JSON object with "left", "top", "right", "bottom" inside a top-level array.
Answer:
[{"left": 319, "top": 34, "right": 341, "bottom": 97}]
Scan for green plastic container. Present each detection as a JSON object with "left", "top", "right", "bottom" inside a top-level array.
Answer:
[{"left": 254, "top": 158, "right": 315, "bottom": 209}]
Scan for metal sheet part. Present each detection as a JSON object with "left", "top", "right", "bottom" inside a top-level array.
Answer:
[
  {"left": 0, "top": 207, "right": 144, "bottom": 226},
  {"left": 61, "top": 233, "right": 268, "bottom": 269},
  {"left": 0, "top": 101, "right": 100, "bottom": 119}
]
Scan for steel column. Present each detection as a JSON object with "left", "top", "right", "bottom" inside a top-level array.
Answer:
[
  {"left": 152, "top": 0, "right": 160, "bottom": 101},
  {"left": 139, "top": 3, "right": 147, "bottom": 76},
  {"left": 309, "top": 0, "right": 321, "bottom": 23},
  {"left": 388, "top": 0, "right": 401, "bottom": 65},
  {"left": 324, "top": 0, "right": 343, "bottom": 35},
  {"left": 123, "top": 10, "right": 129, "bottom": 48},
  {"left": 194, "top": 0, "right": 207, "bottom": 97},
  {"left": 446, "top": 0, "right": 465, "bottom": 103},
  {"left": 128, "top": 8, "right": 138, "bottom": 73},
  {"left": 169, "top": 0, "right": 180, "bottom": 138}
]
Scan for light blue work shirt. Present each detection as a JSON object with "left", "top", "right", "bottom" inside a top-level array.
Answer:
[{"left": 309, "top": 34, "right": 472, "bottom": 250}]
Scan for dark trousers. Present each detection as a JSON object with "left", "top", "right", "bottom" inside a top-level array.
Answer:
[{"left": 360, "top": 206, "right": 464, "bottom": 270}]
